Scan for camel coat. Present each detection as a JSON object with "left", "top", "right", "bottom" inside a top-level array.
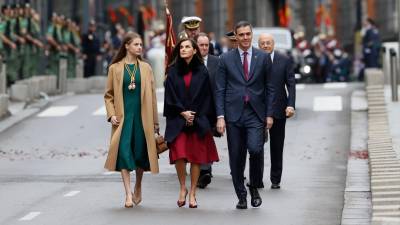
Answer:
[{"left": 104, "top": 59, "right": 159, "bottom": 173}]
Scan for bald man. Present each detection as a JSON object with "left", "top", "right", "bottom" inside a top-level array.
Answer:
[{"left": 258, "top": 34, "right": 296, "bottom": 189}]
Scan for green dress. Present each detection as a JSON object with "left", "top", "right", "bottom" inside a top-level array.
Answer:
[{"left": 116, "top": 64, "right": 150, "bottom": 171}]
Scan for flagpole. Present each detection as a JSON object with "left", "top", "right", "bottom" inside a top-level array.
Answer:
[{"left": 164, "top": 0, "right": 169, "bottom": 14}]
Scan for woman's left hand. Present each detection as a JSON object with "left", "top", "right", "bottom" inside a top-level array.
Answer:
[{"left": 154, "top": 124, "right": 160, "bottom": 134}]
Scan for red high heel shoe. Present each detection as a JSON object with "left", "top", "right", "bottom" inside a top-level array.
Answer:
[{"left": 177, "top": 189, "right": 188, "bottom": 207}]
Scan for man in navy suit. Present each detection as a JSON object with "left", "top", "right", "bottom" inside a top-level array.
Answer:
[
  {"left": 196, "top": 32, "right": 220, "bottom": 189},
  {"left": 258, "top": 34, "right": 296, "bottom": 189},
  {"left": 215, "top": 21, "right": 274, "bottom": 209}
]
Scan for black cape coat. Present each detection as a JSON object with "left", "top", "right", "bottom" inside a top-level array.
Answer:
[{"left": 163, "top": 61, "right": 216, "bottom": 143}]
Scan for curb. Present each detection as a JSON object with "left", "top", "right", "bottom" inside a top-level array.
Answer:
[
  {"left": 341, "top": 89, "right": 372, "bottom": 225},
  {"left": 0, "top": 94, "right": 67, "bottom": 134}
]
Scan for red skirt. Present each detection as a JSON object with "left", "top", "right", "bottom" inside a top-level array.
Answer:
[{"left": 169, "top": 131, "right": 219, "bottom": 164}]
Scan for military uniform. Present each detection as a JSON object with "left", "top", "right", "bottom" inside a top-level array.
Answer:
[
  {"left": 46, "top": 19, "right": 61, "bottom": 76},
  {"left": 64, "top": 24, "right": 76, "bottom": 78},
  {"left": 0, "top": 16, "right": 5, "bottom": 61},
  {"left": 18, "top": 13, "right": 29, "bottom": 78},
  {"left": 5, "top": 11, "right": 19, "bottom": 83},
  {"left": 29, "top": 16, "right": 42, "bottom": 76}
]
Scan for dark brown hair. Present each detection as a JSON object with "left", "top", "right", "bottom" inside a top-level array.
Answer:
[
  {"left": 110, "top": 32, "right": 142, "bottom": 65},
  {"left": 234, "top": 21, "right": 253, "bottom": 34},
  {"left": 169, "top": 38, "right": 203, "bottom": 68}
]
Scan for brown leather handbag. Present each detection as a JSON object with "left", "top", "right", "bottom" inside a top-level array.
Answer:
[{"left": 155, "top": 132, "right": 168, "bottom": 154}]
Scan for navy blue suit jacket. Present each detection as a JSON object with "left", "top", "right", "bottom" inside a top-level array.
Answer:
[
  {"left": 206, "top": 54, "right": 220, "bottom": 96},
  {"left": 215, "top": 47, "right": 274, "bottom": 123},
  {"left": 270, "top": 52, "right": 296, "bottom": 119}
]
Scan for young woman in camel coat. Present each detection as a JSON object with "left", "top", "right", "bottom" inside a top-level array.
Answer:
[{"left": 104, "top": 32, "right": 159, "bottom": 208}]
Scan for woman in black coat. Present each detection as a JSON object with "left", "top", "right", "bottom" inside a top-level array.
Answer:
[{"left": 164, "top": 38, "right": 219, "bottom": 208}]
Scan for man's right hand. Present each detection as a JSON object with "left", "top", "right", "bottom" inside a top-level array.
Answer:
[{"left": 216, "top": 117, "right": 226, "bottom": 135}]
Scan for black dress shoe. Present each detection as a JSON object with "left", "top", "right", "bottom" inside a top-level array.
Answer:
[
  {"left": 271, "top": 183, "right": 280, "bottom": 189},
  {"left": 236, "top": 197, "right": 247, "bottom": 209},
  {"left": 249, "top": 187, "right": 262, "bottom": 207},
  {"left": 197, "top": 173, "right": 212, "bottom": 189}
]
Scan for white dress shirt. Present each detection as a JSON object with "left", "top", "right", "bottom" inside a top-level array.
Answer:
[
  {"left": 270, "top": 51, "right": 274, "bottom": 63},
  {"left": 203, "top": 55, "right": 208, "bottom": 67}
]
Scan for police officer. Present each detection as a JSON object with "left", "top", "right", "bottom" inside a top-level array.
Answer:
[
  {"left": 82, "top": 19, "right": 100, "bottom": 78},
  {"left": 362, "top": 18, "right": 381, "bottom": 68}
]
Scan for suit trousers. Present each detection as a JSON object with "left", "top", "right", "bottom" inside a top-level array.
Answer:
[
  {"left": 226, "top": 104, "right": 264, "bottom": 199},
  {"left": 269, "top": 118, "right": 286, "bottom": 184}
]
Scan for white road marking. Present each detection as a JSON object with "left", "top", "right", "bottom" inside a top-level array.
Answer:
[
  {"left": 296, "top": 84, "right": 305, "bottom": 90},
  {"left": 323, "top": 82, "right": 347, "bottom": 89},
  {"left": 37, "top": 106, "right": 78, "bottom": 117},
  {"left": 63, "top": 190, "right": 81, "bottom": 197},
  {"left": 19, "top": 212, "right": 41, "bottom": 221},
  {"left": 313, "top": 96, "right": 343, "bottom": 111},
  {"left": 92, "top": 106, "right": 106, "bottom": 116}
]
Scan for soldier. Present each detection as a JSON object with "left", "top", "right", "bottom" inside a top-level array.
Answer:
[
  {"left": 46, "top": 13, "right": 61, "bottom": 76},
  {"left": 28, "top": 8, "right": 44, "bottom": 76},
  {"left": 0, "top": 5, "right": 8, "bottom": 87},
  {"left": 72, "top": 21, "right": 82, "bottom": 51},
  {"left": 18, "top": 3, "right": 32, "bottom": 78},
  {"left": 181, "top": 16, "right": 201, "bottom": 39},
  {"left": 181, "top": 16, "right": 214, "bottom": 55},
  {"left": 4, "top": 4, "right": 19, "bottom": 85},
  {"left": 58, "top": 15, "right": 68, "bottom": 58},
  {"left": 14, "top": 3, "right": 28, "bottom": 79},
  {"left": 65, "top": 18, "right": 80, "bottom": 78},
  {"left": 0, "top": 5, "right": 17, "bottom": 65}
]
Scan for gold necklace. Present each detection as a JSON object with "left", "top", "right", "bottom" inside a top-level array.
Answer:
[{"left": 124, "top": 62, "right": 138, "bottom": 90}]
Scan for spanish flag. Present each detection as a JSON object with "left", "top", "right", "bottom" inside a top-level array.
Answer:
[
  {"left": 165, "top": 6, "right": 176, "bottom": 72},
  {"left": 278, "top": 0, "right": 290, "bottom": 27}
]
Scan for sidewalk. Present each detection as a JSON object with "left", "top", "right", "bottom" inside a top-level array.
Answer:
[{"left": 0, "top": 95, "right": 66, "bottom": 134}]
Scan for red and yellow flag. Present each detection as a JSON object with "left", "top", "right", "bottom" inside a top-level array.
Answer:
[
  {"left": 278, "top": 0, "right": 290, "bottom": 27},
  {"left": 165, "top": 6, "right": 176, "bottom": 72}
]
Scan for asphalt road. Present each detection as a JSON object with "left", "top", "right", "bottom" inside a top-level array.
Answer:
[{"left": 0, "top": 82, "right": 361, "bottom": 225}]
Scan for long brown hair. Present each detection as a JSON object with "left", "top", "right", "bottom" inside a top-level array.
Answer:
[
  {"left": 110, "top": 32, "right": 142, "bottom": 65},
  {"left": 169, "top": 38, "right": 203, "bottom": 68}
]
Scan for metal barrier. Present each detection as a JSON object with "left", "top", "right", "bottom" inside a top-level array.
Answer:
[
  {"left": 389, "top": 48, "right": 398, "bottom": 101},
  {"left": 0, "top": 62, "right": 6, "bottom": 94}
]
